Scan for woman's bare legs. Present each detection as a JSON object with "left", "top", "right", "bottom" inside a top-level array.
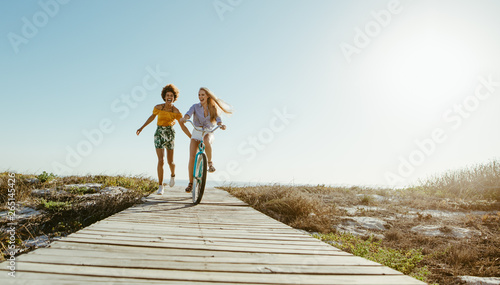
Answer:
[
  {"left": 187, "top": 139, "right": 198, "bottom": 184},
  {"left": 166, "top": 149, "right": 175, "bottom": 176},
  {"left": 204, "top": 134, "right": 216, "bottom": 172},
  {"left": 166, "top": 148, "right": 176, "bottom": 187},
  {"left": 155, "top": 148, "right": 165, "bottom": 185},
  {"left": 204, "top": 134, "right": 212, "bottom": 163}
]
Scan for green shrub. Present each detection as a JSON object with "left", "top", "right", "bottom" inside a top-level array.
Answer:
[
  {"left": 37, "top": 171, "right": 56, "bottom": 183},
  {"left": 313, "top": 233, "right": 429, "bottom": 281},
  {"left": 40, "top": 199, "right": 71, "bottom": 211}
]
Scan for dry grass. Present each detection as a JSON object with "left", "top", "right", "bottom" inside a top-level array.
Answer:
[
  {"left": 226, "top": 185, "right": 337, "bottom": 233},
  {"left": 418, "top": 159, "right": 500, "bottom": 202},
  {"left": 221, "top": 159, "right": 500, "bottom": 285}
]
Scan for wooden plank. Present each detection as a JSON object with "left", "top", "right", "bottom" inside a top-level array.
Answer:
[
  {"left": 66, "top": 233, "right": 339, "bottom": 251},
  {"left": 0, "top": 271, "right": 221, "bottom": 285},
  {"left": 87, "top": 219, "right": 309, "bottom": 234},
  {"left": 89, "top": 222, "right": 310, "bottom": 236},
  {"left": 102, "top": 218, "right": 293, "bottom": 230},
  {"left": 77, "top": 228, "right": 321, "bottom": 243},
  {"left": 83, "top": 225, "right": 321, "bottom": 242},
  {"left": 49, "top": 240, "right": 351, "bottom": 258},
  {"left": 55, "top": 237, "right": 346, "bottom": 256},
  {"left": 25, "top": 248, "right": 382, "bottom": 266},
  {"left": 16, "top": 255, "right": 404, "bottom": 275},
  {"left": 1, "top": 263, "right": 425, "bottom": 284},
  {"left": 66, "top": 231, "right": 332, "bottom": 248}
]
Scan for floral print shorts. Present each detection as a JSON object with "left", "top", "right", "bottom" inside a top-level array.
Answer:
[{"left": 154, "top": 126, "right": 175, "bottom": 149}]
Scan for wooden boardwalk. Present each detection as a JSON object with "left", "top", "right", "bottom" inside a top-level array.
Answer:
[{"left": 1, "top": 186, "right": 425, "bottom": 284}]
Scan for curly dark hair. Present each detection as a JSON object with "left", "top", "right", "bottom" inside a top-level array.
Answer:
[{"left": 161, "top": 84, "right": 179, "bottom": 102}]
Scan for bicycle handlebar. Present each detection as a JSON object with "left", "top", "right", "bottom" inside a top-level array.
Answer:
[{"left": 184, "top": 120, "right": 220, "bottom": 133}]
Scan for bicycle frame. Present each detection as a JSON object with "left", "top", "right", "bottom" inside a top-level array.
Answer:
[{"left": 185, "top": 120, "right": 220, "bottom": 204}]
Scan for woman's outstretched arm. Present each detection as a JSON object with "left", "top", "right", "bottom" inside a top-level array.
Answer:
[{"left": 136, "top": 114, "right": 156, "bottom": 135}]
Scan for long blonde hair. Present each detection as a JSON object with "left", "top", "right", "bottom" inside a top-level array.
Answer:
[{"left": 200, "top": 87, "right": 233, "bottom": 124}]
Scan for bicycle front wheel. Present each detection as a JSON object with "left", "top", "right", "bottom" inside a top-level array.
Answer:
[{"left": 192, "top": 152, "right": 207, "bottom": 205}]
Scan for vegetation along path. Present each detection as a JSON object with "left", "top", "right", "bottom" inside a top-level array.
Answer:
[{"left": 0, "top": 185, "right": 424, "bottom": 284}]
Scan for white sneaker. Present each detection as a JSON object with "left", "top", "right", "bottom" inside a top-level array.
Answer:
[
  {"left": 169, "top": 176, "right": 175, "bottom": 187},
  {"left": 156, "top": 185, "right": 164, "bottom": 195}
]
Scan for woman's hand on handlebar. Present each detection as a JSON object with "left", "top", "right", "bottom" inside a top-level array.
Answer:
[{"left": 218, "top": 123, "right": 226, "bottom": 130}]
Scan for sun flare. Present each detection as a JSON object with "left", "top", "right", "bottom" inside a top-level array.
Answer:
[{"left": 364, "top": 24, "right": 481, "bottom": 123}]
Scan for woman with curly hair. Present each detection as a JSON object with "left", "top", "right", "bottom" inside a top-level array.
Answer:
[
  {"left": 137, "top": 84, "right": 190, "bottom": 194},
  {"left": 180, "top": 87, "right": 232, "bottom": 193}
]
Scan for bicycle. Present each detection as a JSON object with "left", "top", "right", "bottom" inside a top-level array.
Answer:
[{"left": 185, "top": 120, "right": 220, "bottom": 204}]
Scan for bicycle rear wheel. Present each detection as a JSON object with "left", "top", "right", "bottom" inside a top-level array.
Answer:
[{"left": 192, "top": 152, "right": 207, "bottom": 205}]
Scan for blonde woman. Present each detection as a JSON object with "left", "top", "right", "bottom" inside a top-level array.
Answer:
[
  {"left": 180, "top": 87, "right": 232, "bottom": 193},
  {"left": 137, "top": 84, "right": 190, "bottom": 194}
]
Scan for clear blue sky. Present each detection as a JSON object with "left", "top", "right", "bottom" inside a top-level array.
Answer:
[{"left": 2, "top": 0, "right": 499, "bottom": 187}]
